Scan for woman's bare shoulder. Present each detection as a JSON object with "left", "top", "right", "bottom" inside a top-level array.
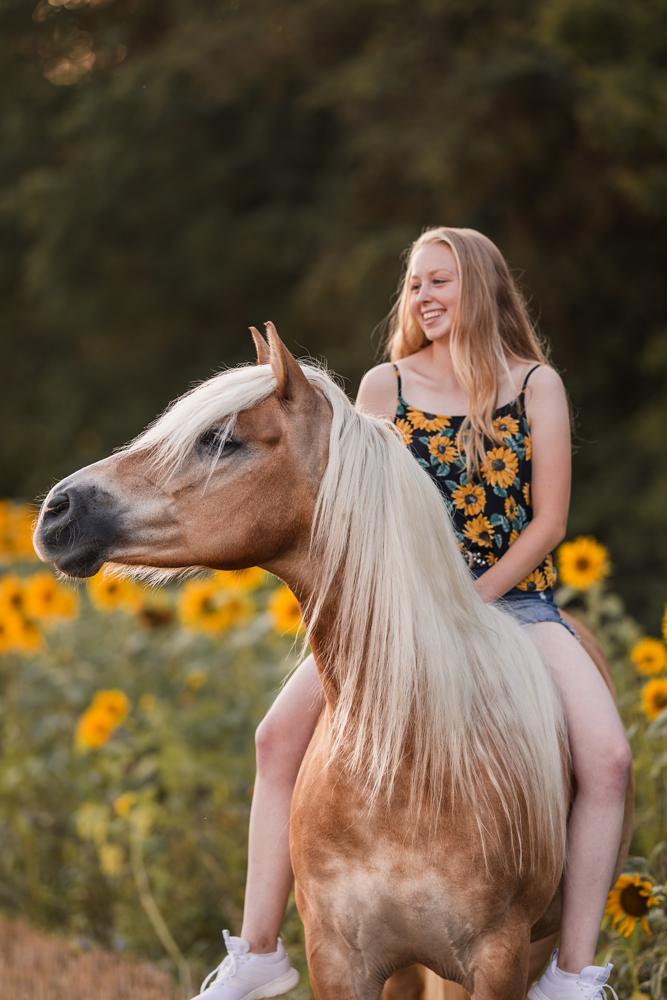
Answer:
[
  {"left": 522, "top": 363, "right": 565, "bottom": 395},
  {"left": 355, "top": 362, "right": 398, "bottom": 419}
]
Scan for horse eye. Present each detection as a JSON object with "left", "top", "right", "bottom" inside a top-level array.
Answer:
[{"left": 197, "top": 428, "right": 238, "bottom": 455}]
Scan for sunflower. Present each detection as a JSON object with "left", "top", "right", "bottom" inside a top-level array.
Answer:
[
  {"left": 114, "top": 792, "right": 139, "bottom": 817},
  {"left": 269, "top": 584, "right": 303, "bottom": 635},
  {"left": 630, "top": 638, "right": 667, "bottom": 677},
  {"left": 451, "top": 484, "right": 486, "bottom": 517},
  {"left": 218, "top": 590, "right": 254, "bottom": 628},
  {"left": 406, "top": 407, "right": 450, "bottom": 432},
  {"left": 523, "top": 482, "right": 531, "bottom": 506},
  {"left": 0, "top": 575, "right": 26, "bottom": 616},
  {"left": 493, "top": 414, "right": 519, "bottom": 437},
  {"left": 557, "top": 537, "right": 610, "bottom": 590},
  {"left": 481, "top": 447, "right": 518, "bottom": 489},
  {"left": 179, "top": 580, "right": 253, "bottom": 634},
  {"left": 87, "top": 571, "right": 144, "bottom": 612},
  {"left": 509, "top": 529, "right": 520, "bottom": 547},
  {"left": 394, "top": 418, "right": 414, "bottom": 446},
  {"left": 641, "top": 678, "right": 667, "bottom": 722},
  {"left": 92, "top": 689, "right": 130, "bottom": 725},
  {"left": 24, "top": 571, "right": 79, "bottom": 620},
  {"left": 517, "top": 568, "right": 546, "bottom": 592},
  {"left": 605, "top": 873, "right": 659, "bottom": 937},
  {"left": 76, "top": 707, "right": 116, "bottom": 750},
  {"left": 137, "top": 591, "right": 175, "bottom": 629},
  {"left": 662, "top": 604, "right": 667, "bottom": 645},
  {"left": 427, "top": 434, "right": 458, "bottom": 465},
  {"left": 463, "top": 515, "right": 494, "bottom": 549},
  {"left": 214, "top": 567, "right": 266, "bottom": 592},
  {"left": 524, "top": 434, "right": 532, "bottom": 460},
  {"left": 504, "top": 496, "right": 519, "bottom": 522},
  {"left": 180, "top": 580, "right": 230, "bottom": 634}
]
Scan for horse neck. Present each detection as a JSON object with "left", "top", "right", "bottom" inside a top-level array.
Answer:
[{"left": 265, "top": 548, "right": 343, "bottom": 707}]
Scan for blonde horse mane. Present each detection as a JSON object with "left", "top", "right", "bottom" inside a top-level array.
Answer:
[{"left": 124, "top": 359, "right": 570, "bottom": 884}]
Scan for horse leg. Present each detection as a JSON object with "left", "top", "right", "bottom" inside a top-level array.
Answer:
[
  {"left": 306, "top": 938, "right": 384, "bottom": 1000},
  {"left": 468, "top": 922, "right": 531, "bottom": 1000},
  {"left": 384, "top": 966, "right": 470, "bottom": 1000}
]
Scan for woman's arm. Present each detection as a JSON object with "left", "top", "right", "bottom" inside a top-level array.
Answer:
[{"left": 473, "top": 366, "right": 571, "bottom": 603}]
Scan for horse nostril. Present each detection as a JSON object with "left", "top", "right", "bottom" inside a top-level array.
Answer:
[{"left": 45, "top": 492, "right": 70, "bottom": 518}]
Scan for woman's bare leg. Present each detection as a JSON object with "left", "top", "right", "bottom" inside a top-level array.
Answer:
[
  {"left": 240, "top": 653, "right": 324, "bottom": 952},
  {"left": 526, "top": 623, "right": 632, "bottom": 973}
]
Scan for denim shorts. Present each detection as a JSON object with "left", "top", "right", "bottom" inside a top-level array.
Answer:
[{"left": 472, "top": 570, "right": 579, "bottom": 640}]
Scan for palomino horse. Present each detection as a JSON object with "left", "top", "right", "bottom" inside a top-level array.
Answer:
[{"left": 34, "top": 325, "right": 632, "bottom": 999}]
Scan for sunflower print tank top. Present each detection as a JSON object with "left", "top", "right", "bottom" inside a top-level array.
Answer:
[{"left": 392, "top": 363, "right": 555, "bottom": 592}]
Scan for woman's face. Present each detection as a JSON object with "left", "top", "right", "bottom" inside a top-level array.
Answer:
[{"left": 408, "top": 242, "right": 460, "bottom": 342}]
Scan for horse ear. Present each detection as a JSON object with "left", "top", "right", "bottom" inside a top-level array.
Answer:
[
  {"left": 249, "top": 326, "right": 271, "bottom": 365},
  {"left": 264, "top": 321, "right": 311, "bottom": 401}
]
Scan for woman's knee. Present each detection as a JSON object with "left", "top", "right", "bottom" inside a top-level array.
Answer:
[{"left": 254, "top": 710, "right": 311, "bottom": 783}]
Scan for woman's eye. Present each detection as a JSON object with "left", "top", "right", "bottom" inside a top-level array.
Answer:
[{"left": 197, "top": 429, "right": 238, "bottom": 455}]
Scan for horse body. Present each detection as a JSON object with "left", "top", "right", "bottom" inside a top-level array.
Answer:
[{"left": 33, "top": 325, "right": 632, "bottom": 999}]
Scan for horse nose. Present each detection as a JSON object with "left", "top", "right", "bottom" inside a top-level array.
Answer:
[{"left": 43, "top": 490, "right": 73, "bottom": 523}]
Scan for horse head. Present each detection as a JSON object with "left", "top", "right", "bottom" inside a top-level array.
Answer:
[{"left": 33, "top": 324, "right": 331, "bottom": 593}]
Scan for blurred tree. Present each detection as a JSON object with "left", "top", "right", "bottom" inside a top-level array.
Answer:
[{"left": 1, "top": 0, "right": 665, "bottom": 620}]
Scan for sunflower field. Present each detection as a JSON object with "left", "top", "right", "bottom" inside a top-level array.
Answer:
[{"left": 1, "top": 500, "right": 666, "bottom": 999}]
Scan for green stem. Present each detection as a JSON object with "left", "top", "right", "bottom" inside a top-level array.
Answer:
[{"left": 129, "top": 823, "right": 192, "bottom": 997}]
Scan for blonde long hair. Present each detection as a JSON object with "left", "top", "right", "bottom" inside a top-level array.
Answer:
[{"left": 384, "top": 226, "right": 549, "bottom": 473}]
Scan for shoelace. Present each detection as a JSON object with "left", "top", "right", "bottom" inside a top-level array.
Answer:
[
  {"left": 200, "top": 930, "right": 249, "bottom": 993},
  {"left": 576, "top": 980, "right": 618, "bottom": 999}
]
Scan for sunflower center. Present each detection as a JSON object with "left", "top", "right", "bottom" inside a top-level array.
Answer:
[
  {"left": 465, "top": 494, "right": 476, "bottom": 506},
  {"left": 654, "top": 691, "right": 667, "bottom": 709},
  {"left": 619, "top": 885, "right": 649, "bottom": 917},
  {"left": 574, "top": 557, "right": 592, "bottom": 571},
  {"left": 491, "top": 459, "right": 506, "bottom": 471}
]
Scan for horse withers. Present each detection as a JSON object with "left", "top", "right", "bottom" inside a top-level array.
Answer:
[{"left": 34, "top": 324, "right": 632, "bottom": 999}]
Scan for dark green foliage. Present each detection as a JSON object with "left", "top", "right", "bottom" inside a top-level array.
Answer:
[{"left": 2, "top": 0, "right": 665, "bottom": 621}]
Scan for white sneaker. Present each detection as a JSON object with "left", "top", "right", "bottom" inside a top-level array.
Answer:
[
  {"left": 528, "top": 948, "right": 618, "bottom": 999},
  {"left": 191, "top": 930, "right": 299, "bottom": 1000}
]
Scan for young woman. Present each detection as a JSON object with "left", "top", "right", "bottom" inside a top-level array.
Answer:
[{"left": 193, "top": 227, "right": 631, "bottom": 1000}]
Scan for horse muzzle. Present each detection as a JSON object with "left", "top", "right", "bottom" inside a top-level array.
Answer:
[{"left": 34, "top": 480, "right": 122, "bottom": 578}]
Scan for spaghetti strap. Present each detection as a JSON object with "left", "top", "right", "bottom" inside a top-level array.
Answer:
[
  {"left": 520, "top": 364, "right": 541, "bottom": 393},
  {"left": 392, "top": 363, "right": 404, "bottom": 401}
]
